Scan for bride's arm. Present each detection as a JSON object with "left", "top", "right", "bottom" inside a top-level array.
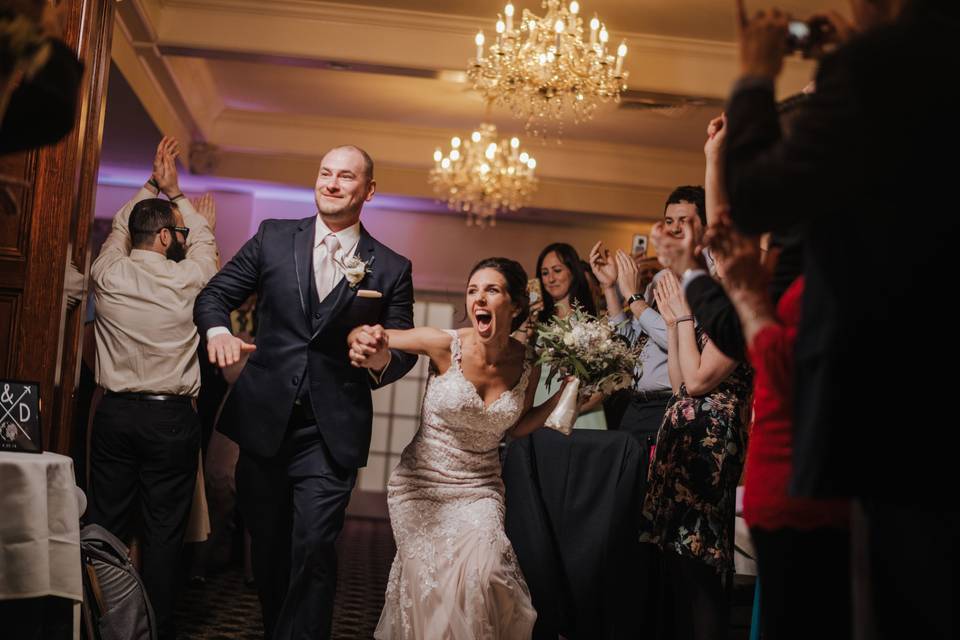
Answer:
[
  {"left": 507, "top": 368, "right": 569, "bottom": 438},
  {"left": 383, "top": 327, "right": 451, "bottom": 359},
  {"left": 348, "top": 325, "right": 452, "bottom": 368}
]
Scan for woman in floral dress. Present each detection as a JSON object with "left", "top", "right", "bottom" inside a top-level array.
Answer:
[{"left": 639, "top": 270, "right": 753, "bottom": 640}]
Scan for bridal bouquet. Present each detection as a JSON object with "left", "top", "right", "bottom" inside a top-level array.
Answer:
[{"left": 535, "top": 304, "right": 641, "bottom": 435}]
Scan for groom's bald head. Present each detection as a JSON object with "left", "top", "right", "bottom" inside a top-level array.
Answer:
[{"left": 321, "top": 145, "right": 374, "bottom": 183}]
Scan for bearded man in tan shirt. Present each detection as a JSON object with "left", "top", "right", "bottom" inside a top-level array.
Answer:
[{"left": 88, "top": 137, "right": 217, "bottom": 640}]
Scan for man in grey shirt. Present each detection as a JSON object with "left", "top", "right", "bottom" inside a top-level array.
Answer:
[
  {"left": 590, "top": 245, "right": 671, "bottom": 438},
  {"left": 590, "top": 186, "right": 707, "bottom": 442}
]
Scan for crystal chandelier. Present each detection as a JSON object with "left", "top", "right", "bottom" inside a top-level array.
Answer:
[
  {"left": 429, "top": 123, "right": 538, "bottom": 227},
  {"left": 467, "top": 1, "right": 628, "bottom": 136}
]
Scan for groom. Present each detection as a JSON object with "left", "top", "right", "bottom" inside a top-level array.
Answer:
[{"left": 194, "top": 146, "right": 416, "bottom": 639}]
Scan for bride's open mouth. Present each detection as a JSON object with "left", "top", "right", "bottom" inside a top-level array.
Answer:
[{"left": 474, "top": 308, "right": 494, "bottom": 337}]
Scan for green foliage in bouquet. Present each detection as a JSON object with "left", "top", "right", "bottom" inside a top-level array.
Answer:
[{"left": 534, "top": 303, "right": 642, "bottom": 395}]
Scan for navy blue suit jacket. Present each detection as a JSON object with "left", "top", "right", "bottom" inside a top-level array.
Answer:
[{"left": 194, "top": 217, "right": 416, "bottom": 469}]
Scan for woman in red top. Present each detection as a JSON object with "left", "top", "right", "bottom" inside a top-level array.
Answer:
[{"left": 710, "top": 224, "right": 850, "bottom": 640}]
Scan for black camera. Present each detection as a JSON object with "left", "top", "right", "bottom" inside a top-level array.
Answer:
[{"left": 786, "top": 17, "right": 835, "bottom": 56}]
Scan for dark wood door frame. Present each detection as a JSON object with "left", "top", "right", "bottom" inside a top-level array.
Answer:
[{"left": 0, "top": 0, "right": 116, "bottom": 454}]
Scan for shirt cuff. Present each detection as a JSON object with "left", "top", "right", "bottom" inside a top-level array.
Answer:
[
  {"left": 206, "top": 326, "right": 231, "bottom": 340},
  {"left": 368, "top": 351, "right": 392, "bottom": 385},
  {"left": 681, "top": 269, "right": 709, "bottom": 293},
  {"left": 609, "top": 312, "right": 628, "bottom": 325}
]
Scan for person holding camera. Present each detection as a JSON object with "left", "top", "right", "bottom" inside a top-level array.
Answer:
[{"left": 726, "top": 1, "right": 959, "bottom": 637}]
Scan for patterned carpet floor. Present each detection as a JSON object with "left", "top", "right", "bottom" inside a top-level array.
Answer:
[
  {"left": 175, "top": 516, "right": 752, "bottom": 639},
  {"left": 175, "top": 517, "right": 396, "bottom": 640}
]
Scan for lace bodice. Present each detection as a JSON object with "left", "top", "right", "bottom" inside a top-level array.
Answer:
[{"left": 419, "top": 329, "right": 530, "bottom": 450}]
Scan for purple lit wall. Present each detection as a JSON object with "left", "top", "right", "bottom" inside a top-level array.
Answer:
[{"left": 94, "top": 174, "right": 643, "bottom": 294}]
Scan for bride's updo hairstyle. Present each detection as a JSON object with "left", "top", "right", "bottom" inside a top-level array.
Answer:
[{"left": 467, "top": 257, "right": 530, "bottom": 333}]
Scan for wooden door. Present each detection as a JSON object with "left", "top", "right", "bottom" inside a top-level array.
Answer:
[{"left": 0, "top": 0, "right": 115, "bottom": 453}]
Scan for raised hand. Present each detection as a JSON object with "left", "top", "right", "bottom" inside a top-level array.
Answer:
[
  {"left": 651, "top": 217, "right": 706, "bottom": 277},
  {"left": 736, "top": 0, "right": 790, "bottom": 80},
  {"left": 703, "top": 113, "right": 728, "bottom": 160},
  {"left": 588, "top": 241, "right": 618, "bottom": 290},
  {"left": 613, "top": 249, "right": 639, "bottom": 299},
  {"left": 804, "top": 11, "right": 857, "bottom": 59},
  {"left": 153, "top": 137, "right": 181, "bottom": 197},
  {"left": 192, "top": 193, "right": 216, "bottom": 231},
  {"left": 653, "top": 282, "right": 675, "bottom": 325},
  {"left": 207, "top": 332, "right": 256, "bottom": 368},
  {"left": 653, "top": 270, "right": 691, "bottom": 326},
  {"left": 348, "top": 324, "right": 390, "bottom": 370},
  {"left": 704, "top": 219, "right": 766, "bottom": 295}
]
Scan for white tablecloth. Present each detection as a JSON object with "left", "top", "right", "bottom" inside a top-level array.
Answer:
[{"left": 0, "top": 451, "right": 82, "bottom": 602}]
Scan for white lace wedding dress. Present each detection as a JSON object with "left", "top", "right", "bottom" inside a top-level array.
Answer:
[{"left": 374, "top": 330, "right": 537, "bottom": 640}]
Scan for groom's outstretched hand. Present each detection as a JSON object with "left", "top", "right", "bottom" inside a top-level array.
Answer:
[
  {"left": 348, "top": 324, "right": 390, "bottom": 370},
  {"left": 208, "top": 332, "right": 256, "bottom": 368}
]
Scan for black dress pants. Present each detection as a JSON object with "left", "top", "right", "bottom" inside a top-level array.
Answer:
[
  {"left": 618, "top": 393, "right": 670, "bottom": 497},
  {"left": 88, "top": 394, "right": 200, "bottom": 640},
  {"left": 750, "top": 526, "right": 851, "bottom": 640},
  {"left": 236, "top": 415, "right": 356, "bottom": 640}
]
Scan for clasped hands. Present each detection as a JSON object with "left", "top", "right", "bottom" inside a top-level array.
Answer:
[{"left": 347, "top": 324, "right": 390, "bottom": 371}]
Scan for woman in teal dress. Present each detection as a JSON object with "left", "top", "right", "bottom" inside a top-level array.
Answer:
[{"left": 526, "top": 243, "right": 607, "bottom": 430}]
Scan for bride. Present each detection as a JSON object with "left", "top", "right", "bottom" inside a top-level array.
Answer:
[{"left": 347, "top": 257, "right": 569, "bottom": 639}]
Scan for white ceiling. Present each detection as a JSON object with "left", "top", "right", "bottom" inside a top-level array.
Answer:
[
  {"left": 206, "top": 58, "right": 716, "bottom": 149},
  {"left": 110, "top": 0, "right": 831, "bottom": 219},
  {"left": 312, "top": 0, "right": 847, "bottom": 42}
]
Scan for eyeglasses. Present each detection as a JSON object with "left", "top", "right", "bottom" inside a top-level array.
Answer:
[{"left": 157, "top": 225, "right": 190, "bottom": 240}]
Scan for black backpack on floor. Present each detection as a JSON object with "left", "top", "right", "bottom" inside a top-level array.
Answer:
[{"left": 80, "top": 524, "right": 157, "bottom": 640}]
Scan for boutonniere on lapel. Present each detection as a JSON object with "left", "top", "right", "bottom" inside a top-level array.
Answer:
[{"left": 335, "top": 253, "right": 375, "bottom": 289}]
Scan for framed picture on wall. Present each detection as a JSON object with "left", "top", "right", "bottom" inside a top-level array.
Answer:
[
  {"left": 0, "top": 379, "right": 42, "bottom": 453},
  {"left": 631, "top": 234, "right": 648, "bottom": 257}
]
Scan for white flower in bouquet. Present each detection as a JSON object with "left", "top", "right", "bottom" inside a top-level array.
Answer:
[{"left": 534, "top": 303, "right": 642, "bottom": 434}]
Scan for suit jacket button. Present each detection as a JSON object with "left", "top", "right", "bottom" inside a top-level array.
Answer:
[
  {"left": 292, "top": 376, "right": 299, "bottom": 386},
  {"left": 314, "top": 312, "right": 322, "bottom": 320}
]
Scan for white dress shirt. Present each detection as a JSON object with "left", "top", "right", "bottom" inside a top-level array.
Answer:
[
  {"left": 313, "top": 217, "right": 361, "bottom": 299},
  {"left": 92, "top": 188, "right": 218, "bottom": 397}
]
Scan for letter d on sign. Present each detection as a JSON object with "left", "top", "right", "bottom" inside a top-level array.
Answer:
[{"left": 19, "top": 403, "right": 29, "bottom": 421}]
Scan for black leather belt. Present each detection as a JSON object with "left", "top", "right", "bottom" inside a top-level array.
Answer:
[{"left": 106, "top": 391, "right": 193, "bottom": 403}]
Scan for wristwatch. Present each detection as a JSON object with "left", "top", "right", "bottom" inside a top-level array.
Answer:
[{"left": 626, "top": 293, "right": 645, "bottom": 306}]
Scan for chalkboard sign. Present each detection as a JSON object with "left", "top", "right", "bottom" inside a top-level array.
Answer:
[{"left": 0, "top": 380, "right": 42, "bottom": 453}]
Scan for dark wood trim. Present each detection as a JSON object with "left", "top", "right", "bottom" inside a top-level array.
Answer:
[{"left": 9, "top": 0, "right": 116, "bottom": 453}]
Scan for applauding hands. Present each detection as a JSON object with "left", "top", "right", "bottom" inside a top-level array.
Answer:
[
  {"left": 589, "top": 241, "right": 641, "bottom": 300},
  {"left": 651, "top": 216, "right": 706, "bottom": 277},
  {"left": 151, "top": 137, "right": 182, "bottom": 198},
  {"left": 192, "top": 193, "right": 217, "bottom": 232},
  {"left": 652, "top": 270, "right": 692, "bottom": 327}
]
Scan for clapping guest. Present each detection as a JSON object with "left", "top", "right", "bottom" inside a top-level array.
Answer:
[
  {"left": 590, "top": 185, "right": 706, "bottom": 439},
  {"left": 527, "top": 243, "right": 606, "bottom": 429},
  {"left": 639, "top": 269, "right": 752, "bottom": 640},
  {"left": 589, "top": 242, "right": 670, "bottom": 445},
  {"left": 88, "top": 136, "right": 218, "bottom": 640},
  {"left": 708, "top": 220, "right": 850, "bottom": 640}
]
